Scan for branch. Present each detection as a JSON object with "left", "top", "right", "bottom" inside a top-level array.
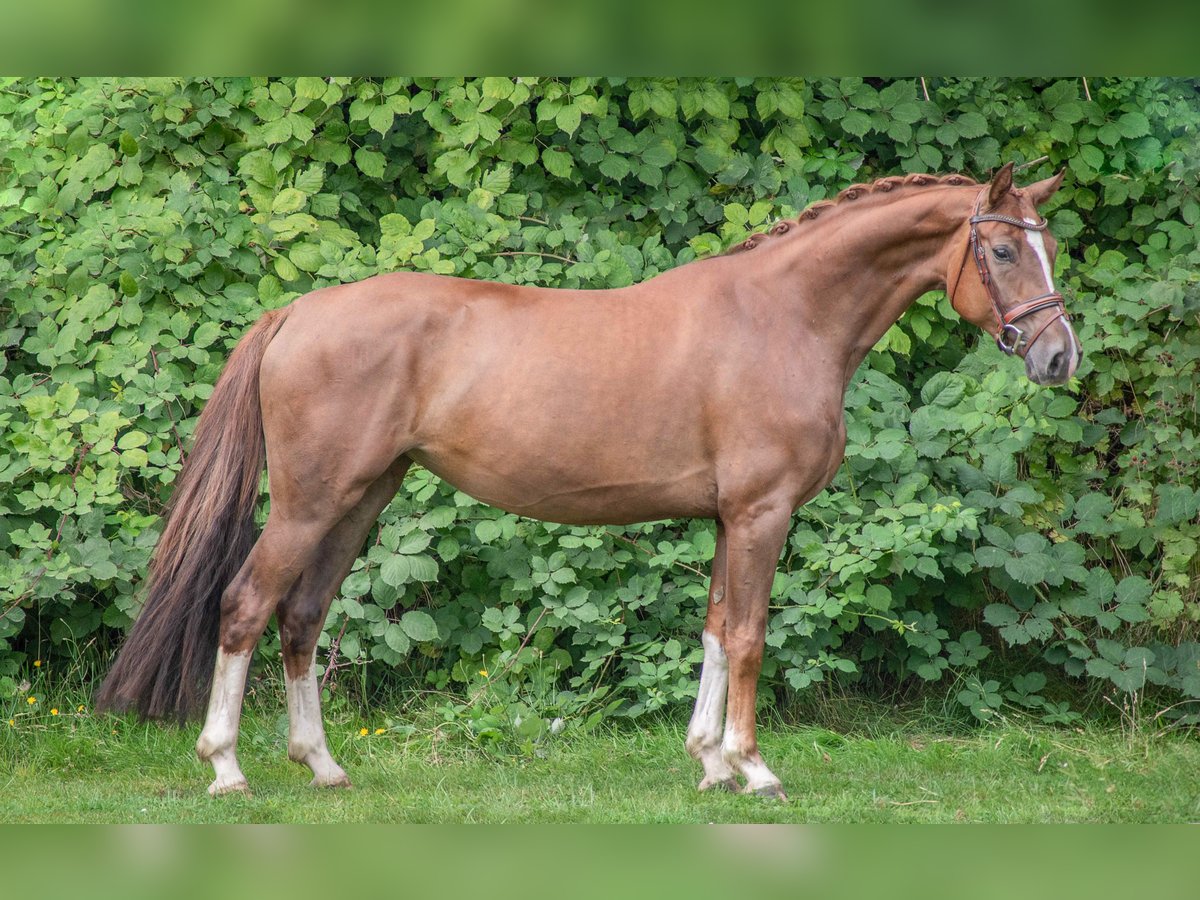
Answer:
[
  {"left": 150, "top": 348, "right": 188, "bottom": 463},
  {"left": 488, "top": 250, "right": 575, "bottom": 265},
  {"left": 605, "top": 528, "right": 709, "bottom": 579}
]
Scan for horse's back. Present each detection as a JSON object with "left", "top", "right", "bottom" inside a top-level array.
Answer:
[{"left": 258, "top": 271, "right": 730, "bottom": 523}]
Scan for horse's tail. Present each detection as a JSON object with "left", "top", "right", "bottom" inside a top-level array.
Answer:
[{"left": 95, "top": 308, "right": 290, "bottom": 721}]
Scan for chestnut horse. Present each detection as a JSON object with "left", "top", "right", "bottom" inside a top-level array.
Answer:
[{"left": 97, "top": 164, "right": 1081, "bottom": 798}]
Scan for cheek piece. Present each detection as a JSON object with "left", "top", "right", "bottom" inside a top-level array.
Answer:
[{"left": 950, "top": 189, "right": 1081, "bottom": 357}]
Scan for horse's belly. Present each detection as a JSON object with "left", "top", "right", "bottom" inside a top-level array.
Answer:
[{"left": 407, "top": 447, "right": 717, "bottom": 526}]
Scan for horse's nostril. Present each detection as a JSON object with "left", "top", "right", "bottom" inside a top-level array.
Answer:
[{"left": 1048, "top": 350, "right": 1065, "bottom": 377}]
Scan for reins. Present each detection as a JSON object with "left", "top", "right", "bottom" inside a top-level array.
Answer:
[{"left": 950, "top": 188, "right": 1075, "bottom": 356}]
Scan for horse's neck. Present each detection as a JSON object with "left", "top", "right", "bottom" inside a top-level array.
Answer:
[{"left": 759, "top": 188, "right": 973, "bottom": 383}]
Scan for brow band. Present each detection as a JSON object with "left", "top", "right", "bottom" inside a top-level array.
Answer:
[{"left": 970, "top": 213, "right": 1049, "bottom": 231}]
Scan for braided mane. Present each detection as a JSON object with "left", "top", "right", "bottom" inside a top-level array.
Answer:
[{"left": 722, "top": 172, "right": 979, "bottom": 256}]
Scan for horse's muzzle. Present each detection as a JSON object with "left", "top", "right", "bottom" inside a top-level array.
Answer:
[{"left": 1024, "top": 319, "right": 1081, "bottom": 386}]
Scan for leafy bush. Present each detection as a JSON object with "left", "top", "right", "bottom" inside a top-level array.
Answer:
[{"left": 1, "top": 77, "right": 1197, "bottom": 729}]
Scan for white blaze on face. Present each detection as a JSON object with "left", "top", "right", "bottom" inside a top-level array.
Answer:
[
  {"left": 1023, "top": 218, "right": 1056, "bottom": 292},
  {"left": 1023, "top": 216, "right": 1079, "bottom": 371}
]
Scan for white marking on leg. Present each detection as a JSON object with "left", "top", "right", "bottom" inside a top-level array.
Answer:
[
  {"left": 195, "top": 649, "right": 251, "bottom": 796},
  {"left": 686, "top": 631, "right": 737, "bottom": 790},
  {"left": 722, "top": 723, "right": 783, "bottom": 795},
  {"left": 287, "top": 661, "right": 350, "bottom": 788}
]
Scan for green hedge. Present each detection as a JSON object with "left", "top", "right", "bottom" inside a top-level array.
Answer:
[{"left": 1, "top": 78, "right": 1197, "bottom": 732}]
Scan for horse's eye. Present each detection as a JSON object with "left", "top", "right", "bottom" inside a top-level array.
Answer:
[{"left": 993, "top": 246, "right": 1013, "bottom": 262}]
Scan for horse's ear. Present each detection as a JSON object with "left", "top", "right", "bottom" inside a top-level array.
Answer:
[
  {"left": 1025, "top": 168, "right": 1066, "bottom": 207},
  {"left": 987, "top": 162, "right": 1015, "bottom": 208}
]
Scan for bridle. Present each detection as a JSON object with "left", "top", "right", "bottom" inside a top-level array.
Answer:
[{"left": 950, "top": 188, "right": 1075, "bottom": 356}]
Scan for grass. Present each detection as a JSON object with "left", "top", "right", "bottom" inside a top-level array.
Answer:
[{"left": 3, "top": 684, "right": 1199, "bottom": 822}]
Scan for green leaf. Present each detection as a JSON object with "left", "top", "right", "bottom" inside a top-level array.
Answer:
[
  {"left": 475, "top": 520, "right": 502, "bottom": 543},
  {"left": 1096, "top": 122, "right": 1122, "bottom": 146},
  {"left": 384, "top": 622, "right": 411, "bottom": 655},
  {"left": 1005, "top": 553, "right": 1050, "bottom": 586},
  {"left": 400, "top": 610, "right": 438, "bottom": 643},
  {"left": 1014, "top": 532, "right": 1049, "bottom": 555},
  {"left": 341, "top": 569, "right": 371, "bottom": 599},
  {"left": 642, "top": 141, "right": 675, "bottom": 168},
  {"left": 295, "top": 77, "right": 328, "bottom": 101},
  {"left": 406, "top": 554, "right": 439, "bottom": 582},
  {"left": 974, "top": 546, "right": 1008, "bottom": 568},
  {"left": 274, "top": 256, "right": 300, "bottom": 282},
  {"left": 480, "top": 164, "right": 512, "bottom": 196},
  {"left": 920, "top": 372, "right": 966, "bottom": 408},
  {"left": 841, "top": 110, "right": 872, "bottom": 138},
  {"left": 1050, "top": 209, "right": 1083, "bottom": 238},
  {"left": 289, "top": 243, "right": 324, "bottom": 272},
  {"left": 481, "top": 607, "right": 505, "bottom": 632},
  {"left": 555, "top": 104, "right": 582, "bottom": 136},
  {"left": 917, "top": 144, "right": 943, "bottom": 170},
  {"left": 482, "top": 77, "right": 514, "bottom": 99},
  {"left": 1115, "top": 576, "right": 1151, "bottom": 607},
  {"left": 397, "top": 531, "right": 433, "bottom": 555},
  {"left": 1079, "top": 145, "right": 1104, "bottom": 171},
  {"left": 1154, "top": 485, "right": 1199, "bottom": 526},
  {"left": 368, "top": 104, "right": 395, "bottom": 135},
  {"left": 983, "top": 604, "right": 1019, "bottom": 627},
  {"left": 355, "top": 147, "right": 386, "bottom": 178},
  {"left": 192, "top": 321, "right": 222, "bottom": 348},
  {"left": 1117, "top": 111, "right": 1150, "bottom": 139},
  {"left": 380, "top": 555, "right": 411, "bottom": 587},
  {"left": 1110, "top": 666, "right": 1146, "bottom": 693},
  {"left": 542, "top": 148, "right": 574, "bottom": 179},
  {"left": 955, "top": 111, "right": 988, "bottom": 138},
  {"left": 119, "top": 448, "right": 149, "bottom": 467},
  {"left": 599, "top": 155, "right": 630, "bottom": 181}
]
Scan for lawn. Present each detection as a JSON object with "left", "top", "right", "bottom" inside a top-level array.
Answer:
[{"left": 3, "top": 691, "right": 1198, "bottom": 823}]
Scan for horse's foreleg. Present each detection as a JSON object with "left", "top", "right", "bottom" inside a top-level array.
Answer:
[
  {"left": 717, "top": 499, "right": 792, "bottom": 799},
  {"left": 195, "top": 515, "right": 330, "bottom": 796},
  {"left": 686, "top": 522, "right": 739, "bottom": 791},
  {"left": 277, "top": 460, "right": 410, "bottom": 788}
]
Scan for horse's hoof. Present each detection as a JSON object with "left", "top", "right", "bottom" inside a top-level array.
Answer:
[
  {"left": 208, "top": 777, "right": 251, "bottom": 797},
  {"left": 310, "top": 772, "right": 353, "bottom": 790},
  {"left": 699, "top": 774, "right": 742, "bottom": 793},
  {"left": 746, "top": 782, "right": 788, "bottom": 801}
]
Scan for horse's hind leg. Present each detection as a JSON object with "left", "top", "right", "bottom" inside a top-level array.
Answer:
[
  {"left": 276, "top": 459, "right": 410, "bottom": 788},
  {"left": 195, "top": 512, "right": 334, "bottom": 795}
]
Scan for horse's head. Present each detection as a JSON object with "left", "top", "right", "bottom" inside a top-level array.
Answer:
[{"left": 947, "top": 162, "right": 1081, "bottom": 386}]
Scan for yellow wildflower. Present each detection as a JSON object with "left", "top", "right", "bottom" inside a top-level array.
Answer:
[
  {"left": 7, "top": 719, "right": 13, "bottom": 727},
  {"left": 33, "top": 660, "right": 41, "bottom": 668},
  {"left": 374, "top": 728, "right": 385, "bottom": 735},
  {"left": 51, "top": 708, "right": 59, "bottom": 716},
  {"left": 479, "top": 669, "right": 489, "bottom": 677},
  {"left": 77, "top": 705, "right": 85, "bottom": 712},
  {"left": 26, "top": 696, "right": 36, "bottom": 705},
  {"left": 359, "top": 727, "right": 368, "bottom": 736}
]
